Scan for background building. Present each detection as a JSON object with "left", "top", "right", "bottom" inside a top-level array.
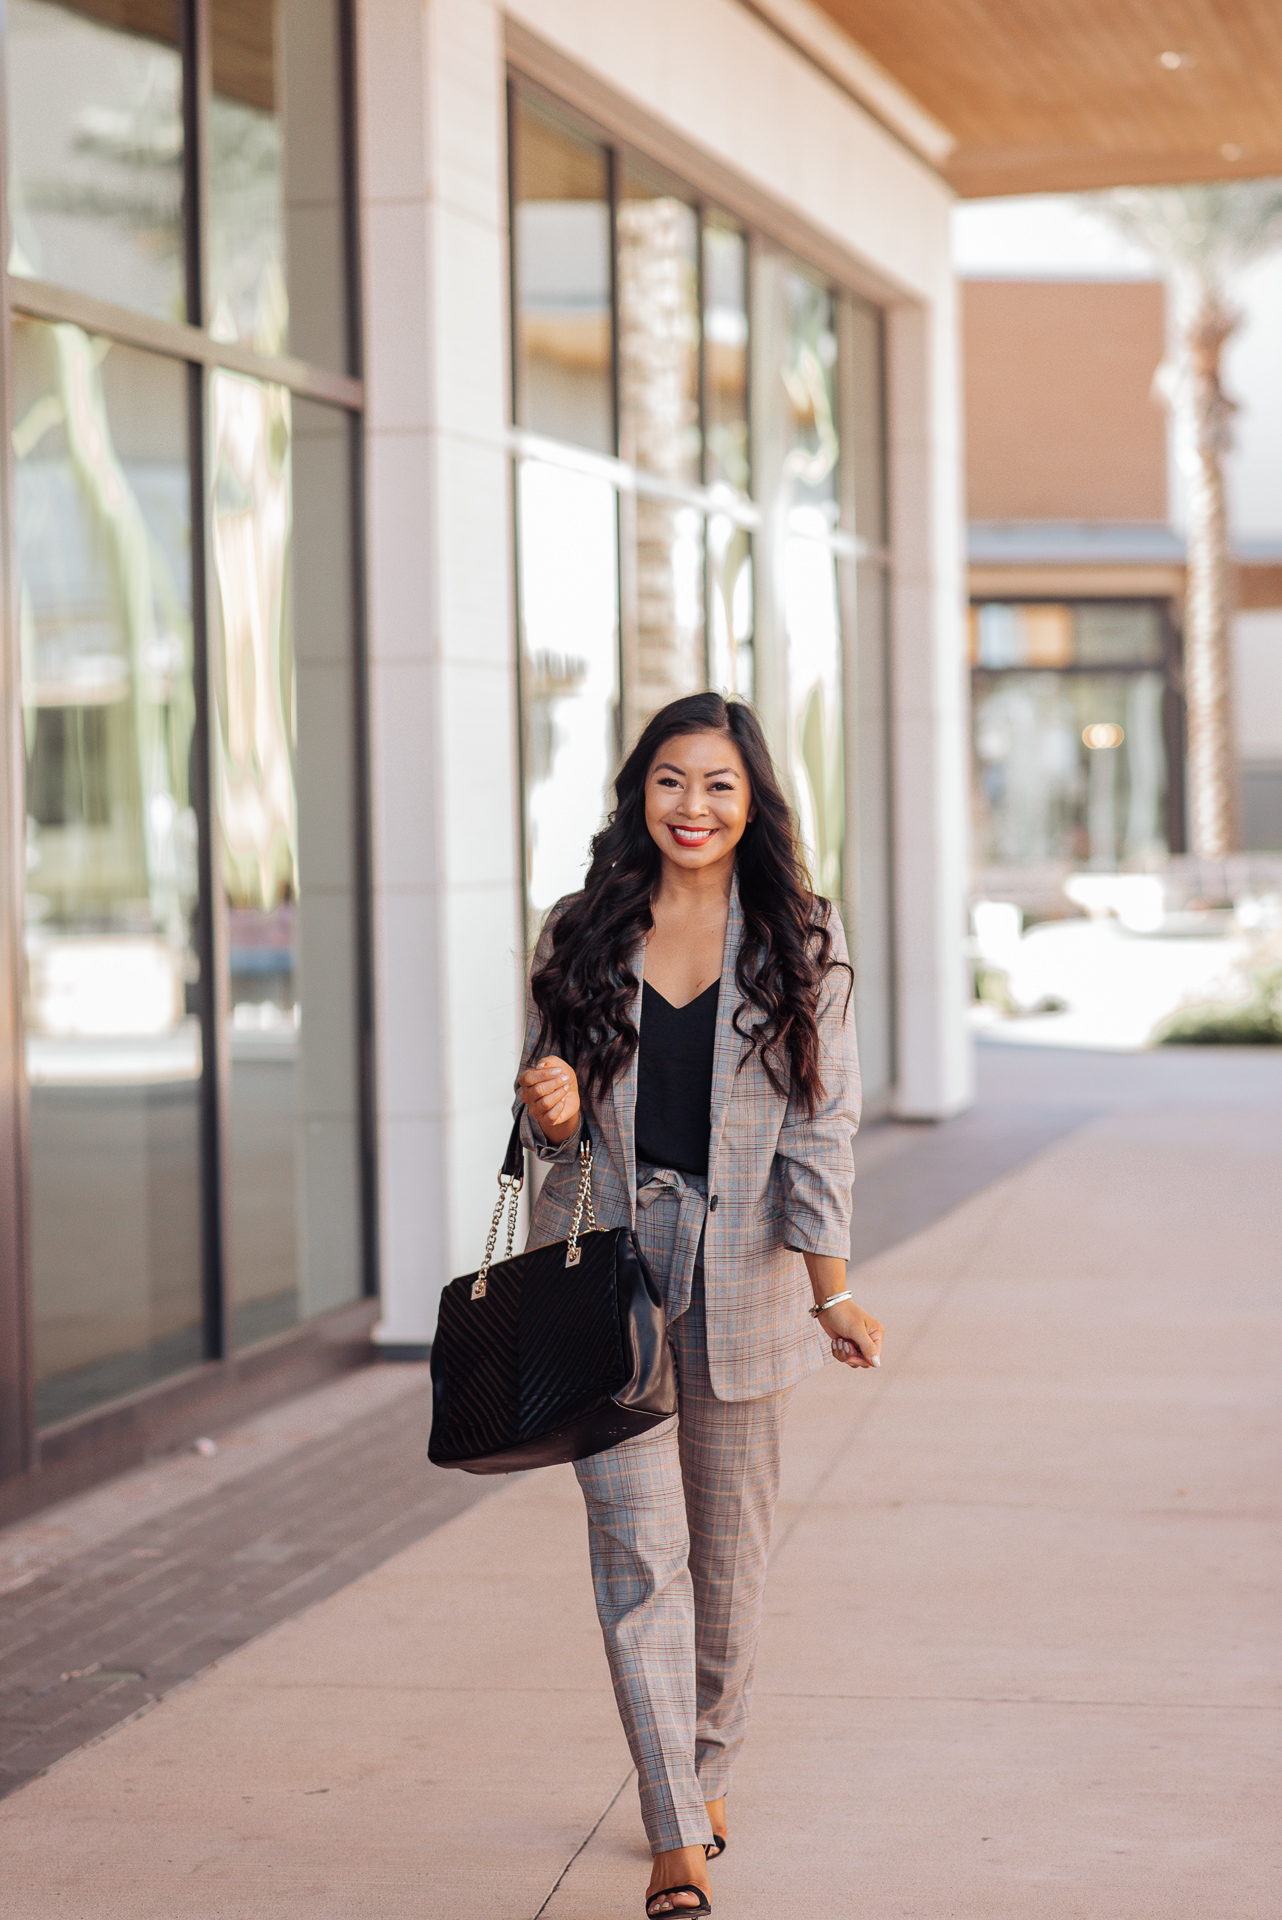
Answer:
[{"left": 956, "top": 194, "right": 1282, "bottom": 911}]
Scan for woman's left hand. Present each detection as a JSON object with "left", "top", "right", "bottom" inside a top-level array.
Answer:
[
  {"left": 518, "top": 1054, "right": 581, "bottom": 1144},
  {"left": 819, "top": 1298, "right": 884, "bottom": 1369}
]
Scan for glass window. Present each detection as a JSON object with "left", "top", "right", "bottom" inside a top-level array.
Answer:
[
  {"left": 778, "top": 267, "right": 844, "bottom": 899},
  {"left": 619, "top": 491, "right": 706, "bottom": 741},
  {"left": 972, "top": 603, "right": 1074, "bottom": 669},
  {"left": 617, "top": 162, "right": 700, "bottom": 484},
  {"left": 506, "top": 91, "right": 887, "bottom": 977},
  {"left": 5, "top": 0, "right": 186, "bottom": 322},
  {"left": 616, "top": 164, "right": 705, "bottom": 735},
  {"left": 972, "top": 670, "right": 1169, "bottom": 867},
  {"left": 208, "top": 375, "right": 363, "bottom": 1344},
  {"left": 517, "top": 460, "right": 620, "bottom": 926},
  {"left": 781, "top": 268, "right": 840, "bottom": 527},
  {"left": 1074, "top": 602, "right": 1165, "bottom": 666},
  {"left": 14, "top": 319, "right": 203, "bottom": 1425},
  {"left": 2, "top": 5, "right": 366, "bottom": 1450},
  {"left": 703, "top": 226, "right": 752, "bottom": 701},
  {"left": 208, "top": 0, "right": 349, "bottom": 367},
  {"left": 511, "top": 91, "right": 614, "bottom": 456},
  {"left": 783, "top": 532, "right": 844, "bottom": 899},
  {"left": 703, "top": 222, "right": 749, "bottom": 496},
  {"left": 970, "top": 601, "right": 1166, "bottom": 670},
  {"left": 707, "top": 513, "right": 753, "bottom": 700}
]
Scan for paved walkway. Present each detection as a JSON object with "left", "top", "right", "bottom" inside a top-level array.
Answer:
[
  {"left": 0, "top": 1040, "right": 1094, "bottom": 1799},
  {"left": 1, "top": 1043, "right": 1279, "bottom": 1917}
]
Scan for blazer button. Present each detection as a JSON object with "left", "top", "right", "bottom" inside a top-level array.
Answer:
[{"left": 708, "top": 1193, "right": 719, "bottom": 1211}]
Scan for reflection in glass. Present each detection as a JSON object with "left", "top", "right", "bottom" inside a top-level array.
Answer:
[
  {"left": 5, "top": 0, "right": 185, "bottom": 321},
  {"left": 617, "top": 170, "right": 704, "bottom": 735},
  {"left": 703, "top": 224, "right": 753, "bottom": 699},
  {"left": 703, "top": 223, "right": 749, "bottom": 495},
  {"left": 779, "top": 268, "right": 843, "bottom": 899},
  {"left": 207, "top": 0, "right": 348, "bottom": 367},
  {"left": 512, "top": 92, "right": 613, "bottom": 455},
  {"left": 1074, "top": 602, "right": 1165, "bottom": 667},
  {"left": 618, "top": 168, "right": 700, "bottom": 484},
  {"left": 209, "top": 376, "right": 363, "bottom": 1344},
  {"left": 781, "top": 269, "right": 840, "bottom": 521},
  {"left": 707, "top": 515, "right": 753, "bottom": 700},
  {"left": 518, "top": 461, "right": 620, "bottom": 922},
  {"left": 784, "top": 528, "right": 844, "bottom": 899},
  {"left": 14, "top": 320, "right": 202, "bottom": 1424},
  {"left": 620, "top": 493, "right": 705, "bottom": 743},
  {"left": 972, "top": 603, "right": 1074, "bottom": 669},
  {"left": 971, "top": 671, "right": 1168, "bottom": 867},
  {"left": 970, "top": 602, "right": 1166, "bottom": 671}
]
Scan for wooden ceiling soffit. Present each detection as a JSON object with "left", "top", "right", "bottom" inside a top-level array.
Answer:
[
  {"left": 807, "top": 0, "right": 1282, "bottom": 196},
  {"left": 53, "top": 0, "right": 274, "bottom": 112}
]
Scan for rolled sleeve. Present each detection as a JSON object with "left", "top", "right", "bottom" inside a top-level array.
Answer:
[
  {"left": 514, "top": 901, "right": 584, "bottom": 1165},
  {"left": 517, "top": 1102, "right": 583, "bottom": 1163},
  {"left": 776, "top": 908, "right": 861, "bottom": 1258}
]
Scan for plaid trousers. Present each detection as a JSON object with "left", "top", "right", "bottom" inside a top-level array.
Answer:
[{"left": 574, "top": 1170, "right": 793, "bottom": 1854}]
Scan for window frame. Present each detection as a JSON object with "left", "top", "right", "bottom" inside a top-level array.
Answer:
[{"left": 967, "top": 593, "right": 1188, "bottom": 861}]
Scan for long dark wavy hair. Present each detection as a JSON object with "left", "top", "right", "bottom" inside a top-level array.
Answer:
[{"left": 531, "top": 692, "right": 851, "bottom": 1117}]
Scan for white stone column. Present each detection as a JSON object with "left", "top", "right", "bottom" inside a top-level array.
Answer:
[
  {"left": 356, "top": 0, "right": 524, "bottom": 1345},
  {"left": 886, "top": 293, "right": 974, "bottom": 1119}
]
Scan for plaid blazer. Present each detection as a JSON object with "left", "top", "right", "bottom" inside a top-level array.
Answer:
[{"left": 516, "top": 875, "right": 861, "bottom": 1403}]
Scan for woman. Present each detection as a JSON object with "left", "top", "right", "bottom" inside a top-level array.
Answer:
[{"left": 517, "top": 693, "right": 883, "bottom": 1918}]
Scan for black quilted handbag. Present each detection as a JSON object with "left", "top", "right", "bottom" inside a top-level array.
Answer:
[{"left": 428, "top": 1117, "right": 676, "bottom": 1473}]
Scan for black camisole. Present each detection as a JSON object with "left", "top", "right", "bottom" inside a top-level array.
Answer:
[{"left": 634, "top": 979, "right": 720, "bottom": 1175}]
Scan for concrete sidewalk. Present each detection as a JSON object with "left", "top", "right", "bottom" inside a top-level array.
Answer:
[{"left": 2, "top": 1046, "right": 1279, "bottom": 1917}]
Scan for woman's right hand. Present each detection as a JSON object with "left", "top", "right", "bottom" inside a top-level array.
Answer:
[{"left": 518, "top": 1055, "right": 581, "bottom": 1145}]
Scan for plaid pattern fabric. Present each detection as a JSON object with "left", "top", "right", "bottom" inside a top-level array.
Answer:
[
  {"left": 634, "top": 1163, "right": 708, "bottom": 1323},
  {"left": 574, "top": 1259, "right": 792, "bottom": 1854},
  {"left": 518, "top": 876, "right": 861, "bottom": 1402}
]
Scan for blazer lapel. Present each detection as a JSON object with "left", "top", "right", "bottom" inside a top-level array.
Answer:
[
  {"left": 706, "top": 871, "right": 748, "bottom": 1182},
  {"left": 610, "top": 936, "right": 645, "bottom": 1225}
]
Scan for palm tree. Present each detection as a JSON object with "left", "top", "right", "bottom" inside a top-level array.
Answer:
[{"left": 1100, "top": 183, "right": 1282, "bottom": 866}]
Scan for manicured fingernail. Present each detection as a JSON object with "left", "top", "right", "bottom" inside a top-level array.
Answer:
[{"left": 871, "top": 1355, "right": 880, "bottom": 1366}]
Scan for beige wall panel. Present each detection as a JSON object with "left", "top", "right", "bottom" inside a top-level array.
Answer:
[
  {"left": 963, "top": 279, "right": 1168, "bottom": 524},
  {"left": 1238, "top": 564, "right": 1282, "bottom": 611}
]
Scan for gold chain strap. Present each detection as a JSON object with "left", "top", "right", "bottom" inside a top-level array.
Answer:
[
  {"left": 470, "top": 1170, "right": 523, "bottom": 1301},
  {"left": 471, "top": 1130, "right": 596, "bottom": 1298},
  {"left": 564, "top": 1137, "right": 597, "bottom": 1267}
]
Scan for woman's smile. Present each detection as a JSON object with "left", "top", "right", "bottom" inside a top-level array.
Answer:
[{"left": 669, "top": 824, "right": 716, "bottom": 847}]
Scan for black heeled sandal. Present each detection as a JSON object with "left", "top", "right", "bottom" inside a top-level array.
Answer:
[
  {"left": 704, "top": 1834, "right": 726, "bottom": 1860},
  {"left": 645, "top": 1887, "right": 711, "bottom": 1917}
]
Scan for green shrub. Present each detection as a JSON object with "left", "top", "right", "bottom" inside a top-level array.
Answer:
[{"left": 1154, "top": 958, "right": 1282, "bottom": 1046}]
